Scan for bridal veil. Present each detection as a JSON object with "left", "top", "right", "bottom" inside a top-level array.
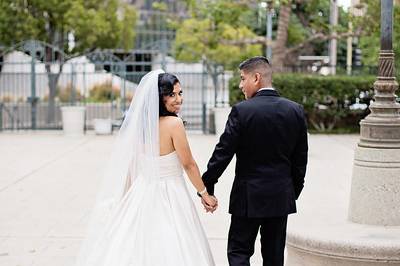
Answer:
[{"left": 75, "top": 69, "right": 164, "bottom": 265}]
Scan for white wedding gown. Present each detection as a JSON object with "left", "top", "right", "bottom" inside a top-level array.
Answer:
[{"left": 78, "top": 151, "right": 215, "bottom": 266}]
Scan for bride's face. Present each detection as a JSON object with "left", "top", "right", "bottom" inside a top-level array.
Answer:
[{"left": 163, "top": 82, "right": 183, "bottom": 114}]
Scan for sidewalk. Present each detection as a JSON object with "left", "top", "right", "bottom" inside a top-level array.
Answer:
[{"left": 0, "top": 131, "right": 359, "bottom": 266}]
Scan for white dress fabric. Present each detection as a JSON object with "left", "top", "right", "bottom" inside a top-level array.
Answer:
[
  {"left": 75, "top": 69, "right": 215, "bottom": 266},
  {"left": 77, "top": 151, "right": 215, "bottom": 266}
]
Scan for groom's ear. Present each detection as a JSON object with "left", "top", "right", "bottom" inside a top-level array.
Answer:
[{"left": 254, "top": 72, "right": 261, "bottom": 84}]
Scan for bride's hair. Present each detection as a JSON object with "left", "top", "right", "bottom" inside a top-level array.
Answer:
[{"left": 158, "top": 73, "right": 180, "bottom": 117}]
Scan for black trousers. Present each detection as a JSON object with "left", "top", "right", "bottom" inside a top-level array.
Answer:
[{"left": 227, "top": 215, "right": 288, "bottom": 266}]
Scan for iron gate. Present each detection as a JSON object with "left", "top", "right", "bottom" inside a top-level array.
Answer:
[{"left": 0, "top": 40, "right": 230, "bottom": 133}]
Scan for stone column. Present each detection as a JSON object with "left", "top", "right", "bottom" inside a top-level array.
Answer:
[{"left": 348, "top": 0, "right": 400, "bottom": 225}]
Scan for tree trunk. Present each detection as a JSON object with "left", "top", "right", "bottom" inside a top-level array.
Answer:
[
  {"left": 45, "top": 21, "right": 64, "bottom": 126},
  {"left": 45, "top": 47, "right": 63, "bottom": 125},
  {"left": 272, "top": 2, "right": 291, "bottom": 70},
  {"left": 206, "top": 63, "right": 221, "bottom": 107},
  {"left": 46, "top": 71, "right": 61, "bottom": 125}
]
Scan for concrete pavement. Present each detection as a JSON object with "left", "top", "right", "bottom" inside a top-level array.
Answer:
[{"left": 0, "top": 131, "right": 360, "bottom": 266}]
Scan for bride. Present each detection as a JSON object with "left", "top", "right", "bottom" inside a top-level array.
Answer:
[{"left": 75, "top": 70, "right": 217, "bottom": 266}]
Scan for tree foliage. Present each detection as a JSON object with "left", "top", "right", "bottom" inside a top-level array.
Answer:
[
  {"left": 0, "top": 0, "right": 137, "bottom": 123},
  {"left": 272, "top": 0, "right": 349, "bottom": 66},
  {"left": 174, "top": 0, "right": 262, "bottom": 70},
  {"left": 175, "top": 0, "right": 350, "bottom": 69},
  {"left": 353, "top": 0, "right": 400, "bottom": 71},
  {"left": 0, "top": 0, "right": 137, "bottom": 53}
]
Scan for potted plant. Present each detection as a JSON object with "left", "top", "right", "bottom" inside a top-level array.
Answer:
[{"left": 59, "top": 84, "right": 86, "bottom": 136}]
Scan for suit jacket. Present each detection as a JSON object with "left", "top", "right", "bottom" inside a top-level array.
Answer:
[{"left": 202, "top": 90, "right": 308, "bottom": 218}]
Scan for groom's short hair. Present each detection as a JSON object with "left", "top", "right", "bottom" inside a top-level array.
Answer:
[{"left": 239, "top": 56, "right": 272, "bottom": 82}]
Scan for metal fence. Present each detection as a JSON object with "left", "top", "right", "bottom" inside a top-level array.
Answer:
[{"left": 0, "top": 41, "right": 229, "bottom": 133}]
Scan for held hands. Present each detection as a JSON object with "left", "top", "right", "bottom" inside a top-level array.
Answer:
[{"left": 201, "top": 194, "right": 218, "bottom": 213}]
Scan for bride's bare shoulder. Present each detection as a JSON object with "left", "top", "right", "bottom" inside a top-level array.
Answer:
[{"left": 159, "top": 116, "right": 184, "bottom": 131}]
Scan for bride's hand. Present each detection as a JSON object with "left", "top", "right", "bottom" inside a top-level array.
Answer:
[{"left": 201, "top": 194, "right": 218, "bottom": 213}]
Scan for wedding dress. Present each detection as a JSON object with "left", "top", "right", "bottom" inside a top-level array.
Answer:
[{"left": 75, "top": 70, "right": 215, "bottom": 266}]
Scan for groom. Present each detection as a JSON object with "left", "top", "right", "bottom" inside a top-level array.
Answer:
[{"left": 202, "top": 56, "right": 308, "bottom": 266}]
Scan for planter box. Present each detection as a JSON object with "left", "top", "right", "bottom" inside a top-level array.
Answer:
[
  {"left": 213, "top": 107, "right": 231, "bottom": 136},
  {"left": 61, "top": 106, "right": 86, "bottom": 136},
  {"left": 93, "top": 119, "right": 112, "bottom": 135}
]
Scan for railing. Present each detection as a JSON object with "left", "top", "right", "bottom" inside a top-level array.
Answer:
[
  {"left": 0, "top": 61, "right": 228, "bottom": 132},
  {"left": 0, "top": 102, "right": 22, "bottom": 130}
]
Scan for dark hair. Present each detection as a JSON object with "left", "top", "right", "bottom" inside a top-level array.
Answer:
[
  {"left": 239, "top": 56, "right": 271, "bottom": 72},
  {"left": 158, "top": 73, "right": 180, "bottom": 117}
]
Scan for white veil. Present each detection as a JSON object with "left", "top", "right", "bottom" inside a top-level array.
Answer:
[{"left": 75, "top": 69, "right": 164, "bottom": 265}]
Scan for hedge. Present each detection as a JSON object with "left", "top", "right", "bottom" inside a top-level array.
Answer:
[{"left": 229, "top": 73, "right": 377, "bottom": 133}]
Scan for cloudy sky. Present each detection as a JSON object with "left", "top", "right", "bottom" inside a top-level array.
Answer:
[{"left": 338, "top": 0, "right": 351, "bottom": 10}]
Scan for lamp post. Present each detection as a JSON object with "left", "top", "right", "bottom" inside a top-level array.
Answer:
[
  {"left": 261, "top": 1, "right": 274, "bottom": 59},
  {"left": 346, "top": 21, "right": 353, "bottom": 75},
  {"left": 359, "top": 0, "right": 399, "bottom": 149},
  {"left": 25, "top": 40, "right": 40, "bottom": 130},
  {"left": 266, "top": 0, "right": 273, "bottom": 60},
  {"left": 329, "top": 0, "right": 338, "bottom": 75},
  {"left": 347, "top": 1, "right": 362, "bottom": 75},
  {"left": 349, "top": 0, "right": 400, "bottom": 225}
]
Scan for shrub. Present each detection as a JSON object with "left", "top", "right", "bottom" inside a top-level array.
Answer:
[
  {"left": 1, "top": 95, "right": 15, "bottom": 102},
  {"left": 229, "top": 73, "right": 376, "bottom": 133},
  {"left": 89, "top": 81, "right": 120, "bottom": 102},
  {"left": 55, "top": 83, "right": 84, "bottom": 103}
]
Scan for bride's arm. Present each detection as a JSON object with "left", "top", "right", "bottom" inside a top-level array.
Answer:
[{"left": 170, "top": 118, "right": 216, "bottom": 205}]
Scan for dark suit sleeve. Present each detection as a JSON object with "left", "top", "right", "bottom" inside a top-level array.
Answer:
[
  {"left": 291, "top": 105, "right": 308, "bottom": 199},
  {"left": 202, "top": 105, "right": 241, "bottom": 195}
]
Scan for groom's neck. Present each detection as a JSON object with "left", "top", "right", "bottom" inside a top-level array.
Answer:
[{"left": 259, "top": 82, "right": 272, "bottom": 89}]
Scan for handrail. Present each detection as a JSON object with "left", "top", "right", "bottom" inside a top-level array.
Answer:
[{"left": 0, "top": 102, "right": 20, "bottom": 130}]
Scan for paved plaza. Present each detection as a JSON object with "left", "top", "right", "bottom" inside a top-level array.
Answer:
[{"left": 0, "top": 131, "right": 359, "bottom": 266}]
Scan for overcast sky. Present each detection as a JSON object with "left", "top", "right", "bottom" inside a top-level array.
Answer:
[{"left": 338, "top": 0, "right": 351, "bottom": 10}]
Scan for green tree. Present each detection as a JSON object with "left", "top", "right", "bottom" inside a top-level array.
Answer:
[
  {"left": 268, "top": 0, "right": 350, "bottom": 68},
  {"left": 353, "top": 0, "right": 400, "bottom": 75},
  {"left": 0, "top": 0, "right": 136, "bottom": 52},
  {"left": 0, "top": 0, "right": 137, "bottom": 122},
  {"left": 177, "top": 0, "right": 351, "bottom": 70},
  {"left": 174, "top": 0, "right": 262, "bottom": 94}
]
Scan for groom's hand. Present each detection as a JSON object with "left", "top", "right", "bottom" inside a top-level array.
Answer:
[
  {"left": 201, "top": 195, "right": 218, "bottom": 213},
  {"left": 202, "top": 198, "right": 217, "bottom": 213}
]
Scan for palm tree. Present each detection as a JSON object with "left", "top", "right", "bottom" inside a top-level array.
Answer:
[{"left": 272, "top": 2, "right": 291, "bottom": 70}]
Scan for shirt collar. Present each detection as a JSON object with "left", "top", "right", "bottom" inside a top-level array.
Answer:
[{"left": 257, "top": 87, "right": 275, "bottom": 92}]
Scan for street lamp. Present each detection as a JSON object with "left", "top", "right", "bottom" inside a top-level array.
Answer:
[
  {"left": 266, "top": 0, "right": 274, "bottom": 59},
  {"left": 349, "top": 0, "right": 400, "bottom": 226},
  {"left": 329, "top": 0, "right": 338, "bottom": 75},
  {"left": 260, "top": 1, "right": 274, "bottom": 60}
]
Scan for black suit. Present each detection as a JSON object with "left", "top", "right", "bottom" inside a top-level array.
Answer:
[{"left": 202, "top": 89, "right": 308, "bottom": 266}]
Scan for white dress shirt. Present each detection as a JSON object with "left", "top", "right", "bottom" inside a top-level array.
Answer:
[{"left": 257, "top": 87, "right": 275, "bottom": 92}]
